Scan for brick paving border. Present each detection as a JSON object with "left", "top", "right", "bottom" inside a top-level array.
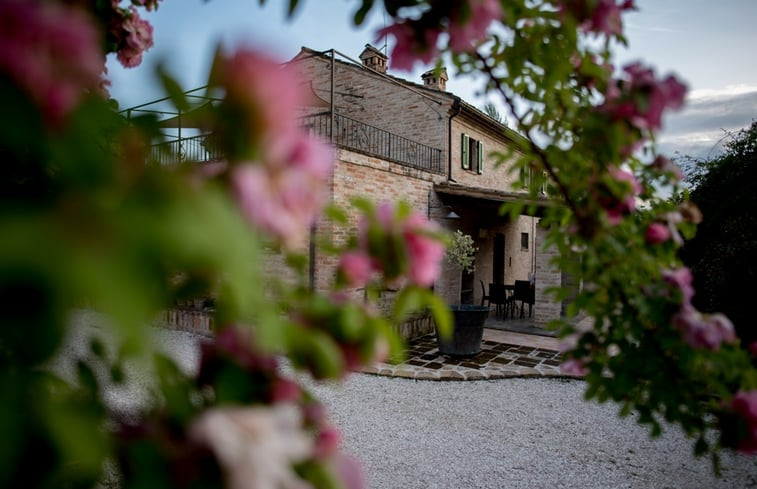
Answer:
[{"left": 361, "top": 334, "right": 582, "bottom": 381}]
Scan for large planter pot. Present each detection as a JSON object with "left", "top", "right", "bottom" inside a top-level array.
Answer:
[{"left": 436, "top": 304, "right": 489, "bottom": 357}]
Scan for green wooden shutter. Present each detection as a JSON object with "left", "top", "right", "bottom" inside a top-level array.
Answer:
[
  {"left": 476, "top": 140, "right": 484, "bottom": 174},
  {"left": 461, "top": 133, "right": 470, "bottom": 169}
]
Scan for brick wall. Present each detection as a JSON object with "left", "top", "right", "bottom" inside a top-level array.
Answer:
[
  {"left": 533, "top": 224, "right": 562, "bottom": 325},
  {"left": 292, "top": 52, "right": 453, "bottom": 158}
]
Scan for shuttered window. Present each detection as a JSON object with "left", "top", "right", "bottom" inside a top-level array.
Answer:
[{"left": 461, "top": 133, "right": 483, "bottom": 174}]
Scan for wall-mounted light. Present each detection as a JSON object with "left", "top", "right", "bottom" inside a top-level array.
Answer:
[{"left": 427, "top": 190, "right": 460, "bottom": 219}]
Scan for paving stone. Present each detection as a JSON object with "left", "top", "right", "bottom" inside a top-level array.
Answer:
[
  {"left": 443, "top": 371, "right": 467, "bottom": 380},
  {"left": 464, "top": 371, "right": 486, "bottom": 380},
  {"left": 491, "top": 357, "right": 512, "bottom": 365},
  {"left": 460, "top": 361, "right": 481, "bottom": 369},
  {"left": 406, "top": 359, "right": 428, "bottom": 367},
  {"left": 415, "top": 370, "right": 440, "bottom": 381},
  {"left": 513, "top": 358, "right": 540, "bottom": 367}
]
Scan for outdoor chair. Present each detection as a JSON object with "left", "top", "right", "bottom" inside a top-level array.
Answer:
[
  {"left": 512, "top": 280, "right": 535, "bottom": 318},
  {"left": 489, "top": 283, "right": 513, "bottom": 318},
  {"left": 480, "top": 280, "right": 491, "bottom": 309}
]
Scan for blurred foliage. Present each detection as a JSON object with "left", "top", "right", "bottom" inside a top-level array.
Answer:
[{"left": 682, "top": 121, "right": 757, "bottom": 346}]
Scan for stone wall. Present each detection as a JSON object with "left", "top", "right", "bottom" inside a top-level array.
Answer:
[{"left": 533, "top": 224, "right": 562, "bottom": 325}]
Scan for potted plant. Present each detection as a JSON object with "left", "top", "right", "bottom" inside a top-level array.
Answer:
[{"left": 436, "top": 230, "right": 489, "bottom": 356}]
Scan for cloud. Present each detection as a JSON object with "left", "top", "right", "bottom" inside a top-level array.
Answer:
[{"left": 658, "top": 86, "right": 757, "bottom": 160}]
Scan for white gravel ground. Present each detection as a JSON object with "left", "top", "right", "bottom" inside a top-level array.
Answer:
[{"left": 59, "top": 312, "right": 757, "bottom": 489}]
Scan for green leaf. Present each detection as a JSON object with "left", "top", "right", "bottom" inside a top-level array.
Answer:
[
  {"left": 392, "top": 287, "right": 424, "bottom": 323},
  {"left": 427, "top": 292, "right": 452, "bottom": 339},
  {"left": 157, "top": 65, "right": 190, "bottom": 113},
  {"left": 287, "top": 0, "right": 300, "bottom": 17},
  {"left": 353, "top": 0, "right": 375, "bottom": 25}
]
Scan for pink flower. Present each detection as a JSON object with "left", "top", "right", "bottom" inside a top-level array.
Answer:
[
  {"left": 0, "top": 1, "right": 104, "bottom": 126},
  {"left": 602, "top": 62, "right": 687, "bottom": 131},
  {"left": 662, "top": 267, "right": 695, "bottom": 304},
  {"left": 116, "top": 7, "right": 154, "bottom": 68},
  {"left": 189, "top": 405, "right": 313, "bottom": 489},
  {"left": 355, "top": 202, "right": 445, "bottom": 286},
  {"left": 232, "top": 133, "right": 333, "bottom": 248},
  {"left": 448, "top": 0, "right": 503, "bottom": 51},
  {"left": 210, "top": 49, "right": 308, "bottom": 140},
  {"left": 560, "top": 358, "right": 589, "bottom": 376},
  {"left": 338, "top": 251, "right": 374, "bottom": 288},
  {"left": 268, "top": 377, "right": 302, "bottom": 404},
  {"left": 403, "top": 213, "right": 446, "bottom": 287},
  {"left": 601, "top": 166, "right": 641, "bottom": 224},
  {"left": 672, "top": 307, "right": 737, "bottom": 351},
  {"left": 376, "top": 21, "right": 441, "bottom": 71},
  {"left": 560, "top": 0, "right": 635, "bottom": 36},
  {"left": 313, "top": 426, "right": 341, "bottom": 459},
  {"left": 645, "top": 222, "right": 671, "bottom": 244},
  {"left": 730, "top": 390, "right": 757, "bottom": 453}
]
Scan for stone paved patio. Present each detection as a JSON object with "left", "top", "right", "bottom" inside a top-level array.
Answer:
[{"left": 361, "top": 328, "right": 582, "bottom": 381}]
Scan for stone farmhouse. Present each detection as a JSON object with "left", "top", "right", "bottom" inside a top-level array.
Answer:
[
  {"left": 135, "top": 44, "right": 569, "bottom": 338},
  {"left": 291, "top": 45, "right": 563, "bottom": 328}
]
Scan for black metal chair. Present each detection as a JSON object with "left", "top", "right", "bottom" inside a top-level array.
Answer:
[
  {"left": 512, "top": 280, "right": 534, "bottom": 318},
  {"left": 489, "top": 283, "right": 511, "bottom": 318},
  {"left": 480, "top": 280, "right": 490, "bottom": 309}
]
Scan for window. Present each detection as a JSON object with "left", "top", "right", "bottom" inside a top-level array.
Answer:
[
  {"left": 461, "top": 133, "right": 483, "bottom": 174},
  {"left": 521, "top": 232, "right": 529, "bottom": 251}
]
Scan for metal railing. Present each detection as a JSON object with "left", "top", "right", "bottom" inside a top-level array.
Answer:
[
  {"left": 150, "top": 112, "right": 444, "bottom": 174},
  {"left": 150, "top": 133, "right": 223, "bottom": 166},
  {"left": 302, "top": 112, "right": 445, "bottom": 174}
]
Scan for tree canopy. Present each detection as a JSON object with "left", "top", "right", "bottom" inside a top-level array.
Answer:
[{"left": 683, "top": 121, "right": 757, "bottom": 346}]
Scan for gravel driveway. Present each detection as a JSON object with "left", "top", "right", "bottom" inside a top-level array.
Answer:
[{"left": 60, "top": 313, "right": 757, "bottom": 488}]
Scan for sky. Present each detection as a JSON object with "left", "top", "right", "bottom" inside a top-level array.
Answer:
[{"left": 108, "top": 0, "right": 757, "bottom": 162}]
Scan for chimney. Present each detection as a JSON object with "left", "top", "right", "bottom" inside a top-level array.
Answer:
[
  {"left": 421, "top": 67, "right": 448, "bottom": 91},
  {"left": 359, "top": 44, "right": 388, "bottom": 74}
]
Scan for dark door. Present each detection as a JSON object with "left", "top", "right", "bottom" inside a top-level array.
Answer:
[{"left": 493, "top": 233, "right": 505, "bottom": 284}]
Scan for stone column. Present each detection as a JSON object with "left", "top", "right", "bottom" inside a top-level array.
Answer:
[{"left": 533, "top": 224, "right": 561, "bottom": 325}]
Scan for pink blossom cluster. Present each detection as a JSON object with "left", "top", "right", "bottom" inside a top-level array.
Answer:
[
  {"left": 730, "top": 390, "right": 757, "bottom": 453},
  {"left": 109, "top": 4, "right": 156, "bottom": 68},
  {"left": 377, "top": 0, "right": 503, "bottom": 71},
  {"left": 447, "top": 0, "right": 503, "bottom": 52},
  {"left": 212, "top": 49, "right": 334, "bottom": 248},
  {"left": 198, "top": 327, "right": 302, "bottom": 404},
  {"left": 559, "top": 0, "right": 635, "bottom": 36},
  {"left": 599, "top": 166, "right": 642, "bottom": 225},
  {"left": 338, "top": 202, "right": 446, "bottom": 288},
  {"left": 602, "top": 62, "right": 687, "bottom": 131},
  {"left": 0, "top": 0, "right": 104, "bottom": 125},
  {"left": 232, "top": 134, "right": 333, "bottom": 248},
  {"left": 662, "top": 268, "right": 737, "bottom": 350},
  {"left": 118, "top": 325, "right": 365, "bottom": 489},
  {"left": 645, "top": 211, "right": 683, "bottom": 245}
]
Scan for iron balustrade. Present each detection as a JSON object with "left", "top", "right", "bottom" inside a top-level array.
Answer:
[
  {"left": 150, "top": 112, "right": 444, "bottom": 175},
  {"left": 150, "top": 133, "right": 223, "bottom": 166},
  {"left": 301, "top": 112, "right": 445, "bottom": 174}
]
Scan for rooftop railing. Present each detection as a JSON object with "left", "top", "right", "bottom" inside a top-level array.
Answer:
[
  {"left": 302, "top": 112, "right": 445, "bottom": 174},
  {"left": 150, "top": 112, "right": 444, "bottom": 175}
]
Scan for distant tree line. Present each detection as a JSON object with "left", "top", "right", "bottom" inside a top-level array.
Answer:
[{"left": 681, "top": 120, "right": 757, "bottom": 346}]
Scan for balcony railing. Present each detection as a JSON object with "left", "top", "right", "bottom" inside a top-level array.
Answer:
[
  {"left": 150, "top": 112, "right": 444, "bottom": 175},
  {"left": 302, "top": 112, "right": 445, "bottom": 174},
  {"left": 150, "top": 132, "right": 223, "bottom": 166}
]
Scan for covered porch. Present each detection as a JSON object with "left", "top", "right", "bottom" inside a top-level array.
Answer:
[{"left": 429, "top": 181, "right": 565, "bottom": 327}]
